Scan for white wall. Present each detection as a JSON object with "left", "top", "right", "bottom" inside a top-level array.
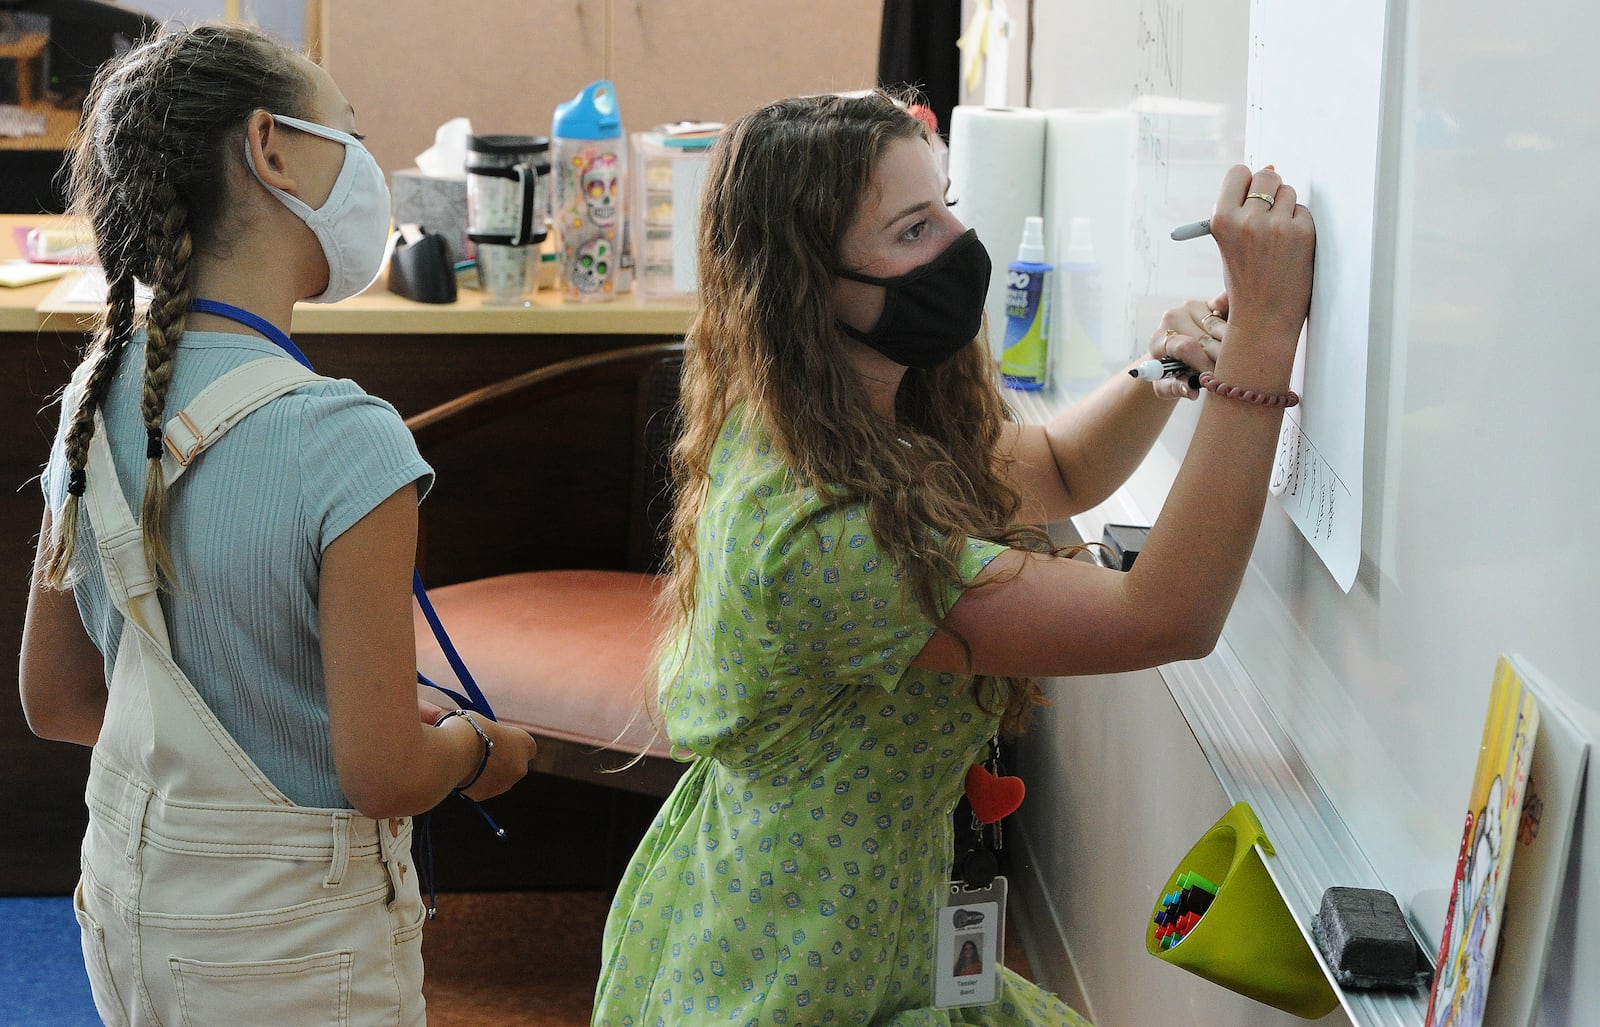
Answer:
[{"left": 130, "top": 0, "right": 304, "bottom": 49}]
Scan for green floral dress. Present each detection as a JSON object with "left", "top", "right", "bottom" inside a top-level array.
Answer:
[{"left": 594, "top": 416, "right": 1092, "bottom": 1026}]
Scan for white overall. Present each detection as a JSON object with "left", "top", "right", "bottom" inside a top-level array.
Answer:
[{"left": 70, "top": 359, "right": 427, "bottom": 1027}]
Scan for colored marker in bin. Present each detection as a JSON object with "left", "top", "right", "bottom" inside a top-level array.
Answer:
[{"left": 1152, "top": 869, "right": 1219, "bottom": 947}]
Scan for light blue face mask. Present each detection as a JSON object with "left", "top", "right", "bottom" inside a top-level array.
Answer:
[{"left": 244, "top": 112, "right": 393, "bottom": 303}]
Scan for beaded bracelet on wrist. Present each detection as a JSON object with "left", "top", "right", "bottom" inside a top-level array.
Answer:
[{"left": 1198, "top": 371, "right": 1300, "bottom": 408}]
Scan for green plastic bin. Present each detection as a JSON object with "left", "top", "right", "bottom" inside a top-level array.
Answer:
[{"left": 1146, "top": 802, "right": 1338, "bottom": 1020}]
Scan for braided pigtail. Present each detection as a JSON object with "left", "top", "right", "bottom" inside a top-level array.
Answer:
[
  {"left": 47, "top": 22, "right": 313, "bottom": 591},
  {"left": 136, "top": 176, "right": 195, "bottom": 587},
  {"left": 40, "top": 272, "right": 138, "bottom": 590}
]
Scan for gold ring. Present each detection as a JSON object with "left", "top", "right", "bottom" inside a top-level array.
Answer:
[
  {"left": 1163, "top": 328, "right": 1178, "bottom": 355},
  {"left": 1202, "top": 311, "right": 1225, "bottom": 331},
  {"left": 1246, "top": 191, "right": 1276, "bottom": 208}
]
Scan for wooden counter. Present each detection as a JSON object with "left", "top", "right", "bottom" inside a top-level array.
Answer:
[
  {"left": 3, "top": 215, "right": 696, "bottom": 336},
  {"left": 1, "top": 214, "right": 695, "bottom": 893}
]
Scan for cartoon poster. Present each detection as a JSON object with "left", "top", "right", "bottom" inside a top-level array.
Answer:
[{"left": 1425, "top": 656, "right": 1540, "bottom": 1027}]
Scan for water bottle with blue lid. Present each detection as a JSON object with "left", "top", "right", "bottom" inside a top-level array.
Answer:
[{"left": 552, "top": 80, "right": 626, "bottom": 300}]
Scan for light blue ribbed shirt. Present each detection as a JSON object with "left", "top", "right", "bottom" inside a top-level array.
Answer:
[{"left": 42, "top": 329, "right": 433, "bottom": 809}]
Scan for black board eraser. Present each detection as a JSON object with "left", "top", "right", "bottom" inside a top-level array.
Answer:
[
  {"left": 1311, "top": 887, "right": 1433, "bottom": 991},
  {"left": 1101, "top": 523, "right": 1151, "bottom": 571}
]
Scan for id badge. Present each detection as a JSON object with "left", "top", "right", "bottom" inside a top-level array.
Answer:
[{"left": 933, "top": 875, "right": 1007, "bottom": 1009}]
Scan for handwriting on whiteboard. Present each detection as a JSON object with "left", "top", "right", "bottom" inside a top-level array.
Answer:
[
  {"left": 1136, "top": 0, "right": 1183, "bottom": 100},
  {"left": 1131, "top": 0, "right": 1186, "bottom": 304}
]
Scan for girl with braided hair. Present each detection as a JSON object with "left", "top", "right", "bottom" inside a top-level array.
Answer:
[{"left": 18, "top": 24, "right": 533, "bottom": 1025}]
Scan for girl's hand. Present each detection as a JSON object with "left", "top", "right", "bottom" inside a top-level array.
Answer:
[
  {"left": 429, "top": 708, "right": 538, "bottom": 802},
  {"left": 461, "top": 716, "right": 537, "bottom": 802}
]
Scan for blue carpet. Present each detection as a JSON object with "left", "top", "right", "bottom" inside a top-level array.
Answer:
[{"left": 0, "top": 897, "right": 101, "bottom": 1027}]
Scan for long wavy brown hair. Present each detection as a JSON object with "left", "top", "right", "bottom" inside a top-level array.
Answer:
[
  {"left": 40, "top": 24, "right": 312, "bottom": 590},
  {"left": 663, "top": 91, "right": 1054, "bottom": 733}
]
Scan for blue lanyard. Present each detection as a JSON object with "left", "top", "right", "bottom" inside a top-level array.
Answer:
[
  {"left": 188, "top": 299, "right": 499, "bottom": 722},
  {"left": 190, "top": 298, "right": 314, "bottom": 369}
]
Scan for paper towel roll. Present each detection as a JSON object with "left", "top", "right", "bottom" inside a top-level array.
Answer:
[
  {"left": 947, "top": 105, "right": 1047, "bottom": 359},
  {"left": 1042, "top": 108, "right": 1136, "bottom": 381}
]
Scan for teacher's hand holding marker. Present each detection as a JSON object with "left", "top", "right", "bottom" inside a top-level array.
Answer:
[
  {"left": 1109, "top": 162, "right": 1315, "bottom": 653},
  {"left": 1132, "top": 294, "right": 1230, "bottom": 400},
  {"left": 1146, "top": 164, "right": 1314, "bottom": 406},
  {"left": 1197, "top": 164, "right": 1313, "bottom": 402}
]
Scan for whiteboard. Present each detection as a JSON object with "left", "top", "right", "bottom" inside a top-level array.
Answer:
[{"left": 1029, "top": 0, "right": 1600, "bottom": 1021}]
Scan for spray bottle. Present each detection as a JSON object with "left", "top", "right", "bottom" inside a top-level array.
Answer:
[
  {"left": 1055, "top": 216, "right": 1105, "bottom": 382},
  {"left": 1000, "top": 215, "right": 1052, "bottom": 390}
]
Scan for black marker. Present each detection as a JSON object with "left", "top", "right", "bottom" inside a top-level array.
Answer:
[
  {"left": 1170, "top": 219, "right": 1212, "bottom": 241},
  {"left": 1129, "top": 356, "right": 1200, "bottom": 390}
]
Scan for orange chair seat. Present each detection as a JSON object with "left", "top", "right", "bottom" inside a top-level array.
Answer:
[{"left": 415, "top": 569, "right": 671, "bottom": 760}]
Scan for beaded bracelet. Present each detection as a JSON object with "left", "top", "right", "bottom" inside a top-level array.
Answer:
[
  {"left": 436, "top": 709, "right": 493, "bottom": 791},
  {"left": 1198, "top": 371, "right": 1300, "bottom": 408}
]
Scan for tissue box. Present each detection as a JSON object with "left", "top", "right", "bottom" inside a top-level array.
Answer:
[{"left": 391, "top": 170, "right": 468, "bottom": 264}]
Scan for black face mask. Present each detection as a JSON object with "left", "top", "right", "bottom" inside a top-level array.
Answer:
[{"left": 835, "top": 228, "right": 992, "bottom": 369}]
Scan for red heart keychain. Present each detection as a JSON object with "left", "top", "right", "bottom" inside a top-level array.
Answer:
[{"left": 964, "top": 761, "right": 1025, "bottom": 824}]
